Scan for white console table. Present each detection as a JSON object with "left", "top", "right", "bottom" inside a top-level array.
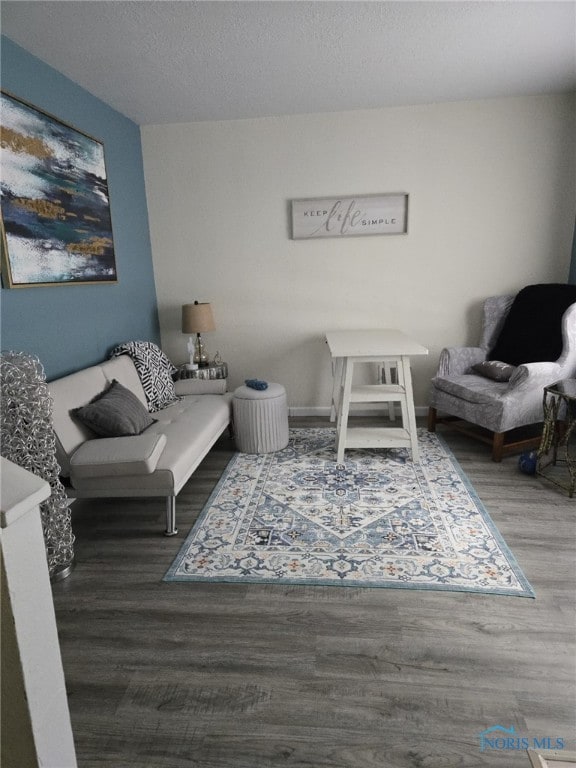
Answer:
[
  {"left": 0, "top": 458, "right": 77, "bottom": 767},
  {"left": 326, "top": 329, "right": 428, "bottom": 463}
]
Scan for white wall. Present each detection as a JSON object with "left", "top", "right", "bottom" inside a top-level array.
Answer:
[{"left": 142, "top": 93, "right": 575, "bottom": 411}]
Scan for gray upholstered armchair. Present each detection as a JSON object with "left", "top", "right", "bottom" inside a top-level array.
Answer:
[{"left": 428, "top": 286, "right": 576, "bottom": 461}]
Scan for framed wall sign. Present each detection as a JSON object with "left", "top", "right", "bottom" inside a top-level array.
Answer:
[
  {"left": 0, "top": 90, "right": 117, "bottom": 288},
  {"left": 291, "top": 193, "right": 408, "bottom": 240}
]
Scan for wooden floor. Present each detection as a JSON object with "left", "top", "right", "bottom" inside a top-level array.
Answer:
[{"left": 51, "top": 417, "right": 576, "bottom": 768}]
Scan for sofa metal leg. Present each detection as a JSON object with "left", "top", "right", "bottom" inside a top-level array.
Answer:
[
  {"left": 427, "top": 407, "right": 437, "bottom": 432},
  {"left": 164, "top": 495, "right": 178, "bottom": 536}
]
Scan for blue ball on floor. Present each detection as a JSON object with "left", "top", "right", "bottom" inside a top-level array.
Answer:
[{"left": 518, "top": 450, "right": 538, "bottom": 475}]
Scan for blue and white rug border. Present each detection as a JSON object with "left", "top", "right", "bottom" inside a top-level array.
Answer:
[
  {"left": 164, "top": 428, "right": 535, "bottom": 597},
  {"left": 429, "top": 432, "right": 534, "bottom": 598}
]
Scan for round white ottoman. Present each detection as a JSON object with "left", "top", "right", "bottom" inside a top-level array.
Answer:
[{"left": 233, "top": 383, "right": 289, "bottom": 454}]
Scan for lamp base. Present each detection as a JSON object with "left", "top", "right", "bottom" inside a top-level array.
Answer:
[
  {"left": 186, "top": 337, "right": 199, "bottom": 370},
  {"left": 193, "top": 333, "right": 209, "bottom": 367}
]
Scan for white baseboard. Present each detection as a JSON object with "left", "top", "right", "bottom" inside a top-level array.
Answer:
[
  {"left": 288, "top": 406, "right": 332, "bottom": 417},
  {"left": 289, "top": 406, "right": 429, "bottom": 418}
]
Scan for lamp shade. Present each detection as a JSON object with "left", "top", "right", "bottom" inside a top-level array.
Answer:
[{"left": 182, "top": 302, "right": 216, "bottom": 334}]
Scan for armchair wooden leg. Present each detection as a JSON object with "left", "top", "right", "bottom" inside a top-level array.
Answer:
[
  {"left": 492, "top": 433, "right": 505, "bottom": 462},
  {"left": 427, "top": 407, "right": 437, "bottom": 432}
]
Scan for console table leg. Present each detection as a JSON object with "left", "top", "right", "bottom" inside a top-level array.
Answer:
[
  {"left": 330, "top": 357, "right": 343, "bottom": 422},
  {"left": 400, "top": 356, "right": 419, "bottom": 462},
  {"left": 336, "top": 359, "right": 354, "bottom": 463}
]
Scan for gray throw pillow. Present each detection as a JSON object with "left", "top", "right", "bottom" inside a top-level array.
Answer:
[
  {"left": 71, "top": 380, "right": 155, "bottom": 437},
  {"left": 471, "top": 360, "right": 516, "bottom": 382}
]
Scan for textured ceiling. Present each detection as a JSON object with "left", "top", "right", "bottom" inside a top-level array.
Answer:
[{"left": 1, "top": 1, "right": 575, "bottom": 125}]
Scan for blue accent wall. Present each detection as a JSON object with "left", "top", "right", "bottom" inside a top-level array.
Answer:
[{"left": 0, "top": 37, "right": 160, "bottom": 380}]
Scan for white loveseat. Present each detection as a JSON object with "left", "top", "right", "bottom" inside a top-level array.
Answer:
[{"left": 48, "top": 355, "right": 232, "bottom": 535}]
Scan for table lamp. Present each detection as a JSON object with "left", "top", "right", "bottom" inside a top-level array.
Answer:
[{"left": 182, "top": 301, "right": 215, "bottom": 368}]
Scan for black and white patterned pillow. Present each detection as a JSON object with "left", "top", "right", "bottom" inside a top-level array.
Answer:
[{"left": 110, "top": 341, "right": 179, "bottom": 412}]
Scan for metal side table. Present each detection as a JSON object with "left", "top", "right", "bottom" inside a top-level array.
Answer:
[
  {"left": 537, "top": 378, "right": 576, "bottom": 497},
  {"left": 174, "top": 361, "right": 228, "bottom": 381}
]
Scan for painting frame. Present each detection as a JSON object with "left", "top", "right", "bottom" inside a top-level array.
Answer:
[
  {"left": 1, "top": 89, "right": 118, "bottom": 288},
  {"left": 291, "top": 193, "right": 408, "bottom": 240}
]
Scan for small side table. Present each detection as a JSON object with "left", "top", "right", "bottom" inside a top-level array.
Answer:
[
  {"left": 174, "top": 362, "right": 228, "bottom": 381},
  {"left": 325, "top": 329, "right": 428, "bottom": 463},
  {"left": 537, "top": 378, "right": 576, "bottom": 497}
]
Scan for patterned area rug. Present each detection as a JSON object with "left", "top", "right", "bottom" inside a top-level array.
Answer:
[{"left": 165, "top": 428, "right": 534, "bottom": 596}]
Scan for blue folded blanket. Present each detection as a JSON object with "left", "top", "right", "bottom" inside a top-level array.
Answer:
[{"left": 245, "top": 378, "right": 268, "bottom": 391}]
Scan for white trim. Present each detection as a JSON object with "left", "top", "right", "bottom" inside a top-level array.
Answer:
[
  {"left": 289, "top": 406, "right": 332, "bottom": 417},
  {"left": 527, "top": 749, "right": 576, "bottom": 767},
  {"left": 289, "top": 405, "right": 429, "bottom": 418}
]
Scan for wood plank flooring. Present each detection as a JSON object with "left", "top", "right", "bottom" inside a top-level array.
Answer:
[{"left": 51, "top": 418, "right": 576, "bottom": 768}]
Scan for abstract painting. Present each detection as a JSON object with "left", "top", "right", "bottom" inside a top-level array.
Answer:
[{"left": 0, "top": 90, "right": 117, "bottom": 288}]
